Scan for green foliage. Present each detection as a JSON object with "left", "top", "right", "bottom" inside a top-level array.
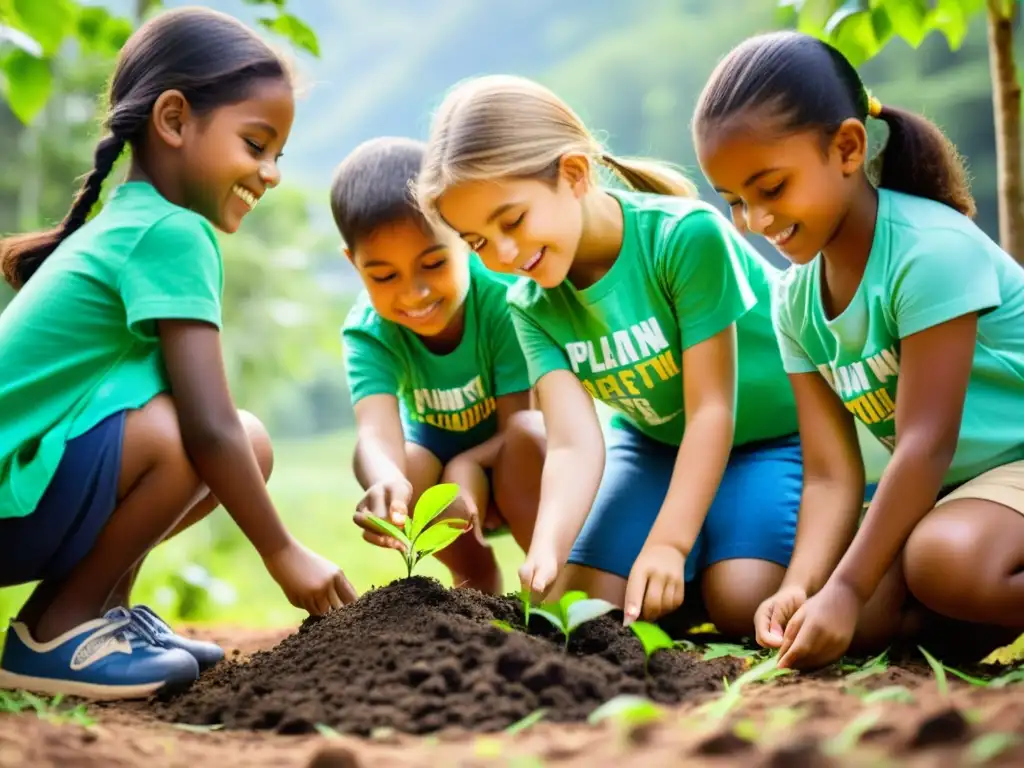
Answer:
[
  {"left": 362, "top": 482, "right": 468, "bottom": 577},
  {"left": 628, "top": 620, "right": 675, "bottom": 672},
  {"left": 697, "top": 655, "right": 792, "bottom": 722},
  {"left": 532, "top": 590, "right": 617, "bottom": 650},
  {"left": 0, "top": 0, "right": 320, "bottom": 125},
  {"left": 0, "top": 690, "right": 94, "bottom": 727},
  {"left": 919, "top": 645, "right": 950, "bottom": 697},
  {"left": 587, "top": 694, "right": 664, "bottom": 727},
  {"left": 780, "top": 0, "right": 988, "bottom": 65}
]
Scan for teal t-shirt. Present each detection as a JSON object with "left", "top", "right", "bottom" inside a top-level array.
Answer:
[
  {"left": 0, "top": 181, "right": 224, "bottom": 519},
  {"left": 342, "top": 255, "right": 531, "bottom": 455},
  {"left": 773, "top": 188, "right": 1024, "bottom": 485},
  {"left": 508, "top": 190, "right": 798, "bottom": 447}
]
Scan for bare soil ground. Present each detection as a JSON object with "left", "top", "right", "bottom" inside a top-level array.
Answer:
[{"left": 1, "top": 580, "right": 1022, "bottom": 768}]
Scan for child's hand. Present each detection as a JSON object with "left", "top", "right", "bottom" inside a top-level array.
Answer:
[
  {"left": 441, "top": 458, "right": 491, "bottom": 549},
  {"left": 519, "top": 545, "right": 561, "bottom": 602},
  {"left": 754, "top": 585, "right": 808, "bottom": 648},
  {"left": 264, "top": 540, "right": 358, "bottom": 615},
  {"left": 623, "top": 543, "right": 686, "bottom": 625},
  {"left": 777, "top": 581, "right": 860, "bottom": 670},
  {"left": 353, "top": 478, "right": 413, "bottom": 550}
]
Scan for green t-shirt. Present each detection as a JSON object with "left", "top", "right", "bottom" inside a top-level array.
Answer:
[
  {"left": 0, "top": 181, "right": 224, "bottom": 519},
  {"left": 342, "top": 255, "right": 531, "bottom": 455},
  {"left": 773, "top": 188, "right": 1024, "bottom": 485},
  {"left": 509, "top": 190, "right": 798, "bottom": 447}
]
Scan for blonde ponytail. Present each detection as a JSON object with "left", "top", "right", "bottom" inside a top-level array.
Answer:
[
  {"left": 418, "top": 74, "right": 698, "bottom": 216},
  {"left": 599, "top": 153, "right": 698, "bottom": 197}
]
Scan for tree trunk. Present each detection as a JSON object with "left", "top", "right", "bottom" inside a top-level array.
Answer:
[{"left": 986, "top": 0, "right": 1023, "bottom": 263}]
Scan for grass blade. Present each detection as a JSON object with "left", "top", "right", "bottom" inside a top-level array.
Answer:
[{"left": 918, "top": 646, "right": 949, "bottom": 698}]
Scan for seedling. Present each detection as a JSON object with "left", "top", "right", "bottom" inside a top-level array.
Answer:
[
  {"left": 587, "top": 694, "right": 663, "bottom": 727},
  {"left": 848, "top": 685, "right": 915, "bottom": 705},
  {"left": 919, "top": 645, "right": 949, "bottom": 698},
  {"left": 702, "top": 642, "right": 762, "bottom": 661},
  {"left": 533, "top": 590, "right": 617, "bottom": 650},
  {"left": 519, "top": 586, "right": 531, "bottom": 626},
  {"left": 362, "top": 483, "right": 468, "bottom": 577},
  {"left": 629, "top": 620, "right": 675, "bottom": 673},
  {"left": 697, "top": 654, "right": 793, "bottom": 723},
  {"left": 967, "top": 732, "right": 1022, "bottom": 765},
  {"left": 842, "top": 649, "right": 889, "bottom": 684},
  {"left": 505, "top": 708, "right": 547, "bottom": 736},
  {"left": 823, "top": 709, "right": 882, "bottom": 756},
  {"left": 0, "top": 691, "right": 94, "bottom": 727}
]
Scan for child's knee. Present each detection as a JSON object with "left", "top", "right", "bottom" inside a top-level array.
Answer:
[
  {"left": 238, "top": 410, "right": 273, "bottom": 481},
  {"left": 904, "top": 510, "right": 980, "bottom": 607},
  {"left": 500, "top": 411, "right": 545, "bottom": 460},
  {"left": 128, "top": 395, "right": 198, "bottom": 486},
  {"left": 702, "top": 560, "right": 785, "bottom": 638}
]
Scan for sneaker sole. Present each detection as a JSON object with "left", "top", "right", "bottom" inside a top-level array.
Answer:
[{"left": 0, "top": 669, "right": 172, "bottom": 701}]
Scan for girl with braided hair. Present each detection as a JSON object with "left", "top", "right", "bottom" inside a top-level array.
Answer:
[
  {"left": 0, "top": 7, "right": 355, "bottom": 699},
  {"left": 694, "top": 31, "right": 1024, "bottom": 670}
]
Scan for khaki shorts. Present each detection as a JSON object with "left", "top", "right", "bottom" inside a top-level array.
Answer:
[{"left": 934, "top": 460, "right": 1024, "bottom": 516}]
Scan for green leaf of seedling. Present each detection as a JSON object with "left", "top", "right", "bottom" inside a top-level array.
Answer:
[
  {"left": 699, "top": 654, "right": 790, "bottom": 722},
  {"left": 630, "top": 621, "right": 675, "bottom": 664},
  {"left": 967, "top": 732, "right": 1021, "bottom": 765},
  {"left": 532, "top": 607, "right": 566, "bottom": 635},
  {"left": 919, "top": 646, "right": 949, "bottom": 698},
  {"left": 314, "top": 722, "right": 342, "bottom": 739},
  {"left": 944, "top": 665, "right": 994, "bottom": 687},
  {"left": 702, "top": 643, "right": 761, "bottom": 661},
  {"left": 518, "top": 587, "right": 531, "bottom": 626},
  {"left": 844, "top": 649, "right": 889, "bottom": 684},
  {"left": 406, "top": 483, "right": 459, "bottom": 544},
  {"left": 565, "top": 598, "right": 616, "bottom": 633},
  {"left": 491, "top": 619, "right": 516, "bottom": 633},
  {"left": 588, "top": 695, "right": 663, "bottom": 727},
  {"left": 361, "top": 515, "right": 411, "bottom": 549},
  {"left": 859, "top": 685, "right": 915, "bottom": 705},
  {"left": 990, "top": 666, "right": 1024, "bottom": 688},
  {"left": 413, "top": 518, "right": 466, "bottom": 558},
  {"left": 824, "top": 709, "right": 881, "bottom": 756},
  {"left": 505, "top": 708, "right": 547, "bottom": 736}
]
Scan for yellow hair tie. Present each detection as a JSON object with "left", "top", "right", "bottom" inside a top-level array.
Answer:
[{"left": 867, "top": 94, "right": 883, "bottom": 118}]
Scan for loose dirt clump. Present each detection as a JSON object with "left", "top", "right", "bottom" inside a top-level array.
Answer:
[{"left": 157, "top": 577, "right": 738, "bottom": 736}]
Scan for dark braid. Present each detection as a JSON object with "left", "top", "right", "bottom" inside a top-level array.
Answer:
[
  {"left": 0, "top": 7, "right": 288, "bottom": 290},
  {"left": 63, "top": 135, "right": 126, "bottom": 238}
]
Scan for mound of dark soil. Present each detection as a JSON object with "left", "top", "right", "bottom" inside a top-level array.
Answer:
[{"left": 157, "top": 577, "right": 739, "bottom": 736}]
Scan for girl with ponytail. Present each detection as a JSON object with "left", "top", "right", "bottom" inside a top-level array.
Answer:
[{"left": 418, "top": 74, "right": 804, "bottom": 638}]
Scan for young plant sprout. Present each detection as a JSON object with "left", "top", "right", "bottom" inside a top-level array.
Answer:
[
  {"left": 362, "top": 483, "right": 469, "bottom": 577},
  {"left": 629, "top": 620, "right": 675, "bottom": 673},
  {"left": 533, "top": 590, "right": 616, "bottom": 650}
]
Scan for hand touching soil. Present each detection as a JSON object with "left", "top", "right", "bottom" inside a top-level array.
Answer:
[{"left": 263, "top": 540, "right": 357, "bottom": 614}]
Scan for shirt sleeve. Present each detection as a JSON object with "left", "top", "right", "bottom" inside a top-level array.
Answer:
[
  {"left": 509, "top": 304, "right": 570, "bottom": 387},
  {"left": 341, "top": 325, "right": 401, "bottom": 405},
  {"left": 119, "top": 211, "right": 223, "bottom": 339},
  {"left": 890, "top": 229, "right": 1002, "bottom": 338},
  {"left": 660, "top": 209, "right": 757, "bottom": 350},
  {"left": 491, "top": 303, "right": 532, "bottom": 397},
  {"left": 770, "top": 274, "right": 818, "bottom": 374}
]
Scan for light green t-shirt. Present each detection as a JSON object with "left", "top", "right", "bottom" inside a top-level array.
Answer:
[
  {"left": 342, "top": 255, "right": 531, "bottom": 454},
  {"left": 773, "top": 188, "right": 1024, "bottom": 486},
  {"left": 0, "top": 181, "right": 224, "bottom": 519},
  {"left": 509, "top": 190, "right": 798, "bottom": 447}
]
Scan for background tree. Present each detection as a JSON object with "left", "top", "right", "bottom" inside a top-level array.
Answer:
[{"left": 780, "top": 0, "right": 1022, "bottom": 262}]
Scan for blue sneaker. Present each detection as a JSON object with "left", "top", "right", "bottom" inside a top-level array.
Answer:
[
  {"left": 0, "top": 607, "right": 199, "bottom": 701},
  {"left": 130, "top": 605, "right": 225, "bottom": 671}
]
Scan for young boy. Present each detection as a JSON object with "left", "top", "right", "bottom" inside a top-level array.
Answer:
[{"left": 332, "top": 137, "right": 545, "bottom": 593}]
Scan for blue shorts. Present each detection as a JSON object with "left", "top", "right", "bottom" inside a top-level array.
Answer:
[
  {"left": 404, "top": 421, "right": 486, "bottom": 466},
  {"left": 0, "top": 411, "right": 126, "bottom": 587},
  {"left": 568, "top": 422, "right": 802, "bottom": 582}
]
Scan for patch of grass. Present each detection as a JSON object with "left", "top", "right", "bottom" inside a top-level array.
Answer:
[
  {"left": 823, "top": 709, "right": 882, "bottom": 756},
  {"left": 919, "top": 646, "right": 949, "bottom": 698},
  {"left": 701, "top": 643, "right": 762, "bottom": 661},
  {"left": 0, "top": 691, "right": 94, "bottom": 727},
  {"left": 697, "top": 654, "right": 792, "bottom": 723},
  {"left": 967, "top": 732, "right": 1021, "bottom": 765},
  {"left": 0, "top": 429, "right": 526, "bottom": 633}
]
